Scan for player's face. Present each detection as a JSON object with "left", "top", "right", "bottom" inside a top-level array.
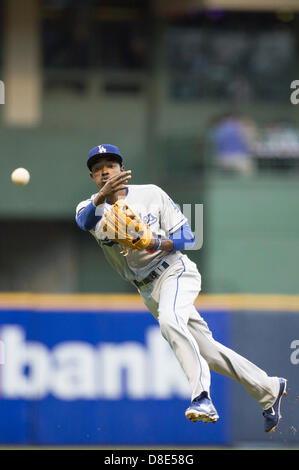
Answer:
[{"left": 90, "top": 158, "right": 124, "bottom": 188}]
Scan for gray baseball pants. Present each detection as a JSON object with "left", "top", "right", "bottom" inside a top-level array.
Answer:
[{"left": 139, "top": 254, "right": 279, "bottom": 410}]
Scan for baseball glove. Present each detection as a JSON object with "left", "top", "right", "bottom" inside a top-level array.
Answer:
[{"left": 101, "top": 200, "right": 152, "bottom": 255}]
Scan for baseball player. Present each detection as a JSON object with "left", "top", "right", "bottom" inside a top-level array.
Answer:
[{"left": 76, "top": 144, "right": 287, "bottom": 433}]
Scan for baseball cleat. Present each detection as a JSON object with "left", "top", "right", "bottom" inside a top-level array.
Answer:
[
  {"left": 185, "top": 391, "right": 219, "bottom": 424},
  {"left": 263, "top": 378, "right": 287, "bottom": 433}
]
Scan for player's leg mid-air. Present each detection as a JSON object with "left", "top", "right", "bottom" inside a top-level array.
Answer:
[
  {"left": 185, "top": 378, "right": 287, "bottom": 433},
  {"left": 262, "top": 378, "right": 287, "bottom": 433},
  {"left": 185, "top": 391, "right": 219, "bottom": 424},
  {"left": 183, "top": 319, "right": 288, "bottom": 433},
  {"left": 156, "top": 258, "right": 287, "bottom": 433}
]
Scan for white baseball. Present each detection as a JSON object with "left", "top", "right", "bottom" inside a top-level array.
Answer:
[{"left": 11, "top": 168, "right": 30, "bottom": 186}]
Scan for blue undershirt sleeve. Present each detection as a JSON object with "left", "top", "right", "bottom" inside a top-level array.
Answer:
[
  {"left": 169, "top": 221, "right": 195, "bottom": 251},
  {"left": 76, "top": 201, "right": 102, "bottom": 231}
]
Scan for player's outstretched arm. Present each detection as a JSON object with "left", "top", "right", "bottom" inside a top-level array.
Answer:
[{"left": 76, "top": 202, "right": 103, "bottom": 231}]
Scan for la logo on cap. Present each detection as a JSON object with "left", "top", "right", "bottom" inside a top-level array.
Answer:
[{"left": 98, "top": 145, "right": 107, "bottom": 153}]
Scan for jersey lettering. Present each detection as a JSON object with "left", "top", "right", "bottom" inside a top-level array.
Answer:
[{"left": 143, "top": 213, "right": 158, "bottom": 226}]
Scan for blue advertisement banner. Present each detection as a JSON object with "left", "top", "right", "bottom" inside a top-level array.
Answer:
[{"left": 0, "top": 308, "right": 231, "bottom": 446}]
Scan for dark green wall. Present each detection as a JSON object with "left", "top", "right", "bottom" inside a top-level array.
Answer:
[
  {"left": 205, "top": 175, "right": 299, "bottom": 294},
  {"left": 0, "top": 128, "right": 148, "bottom": 218},
  {"left": 1, "top": 95, "right": 299, "bottom": 218},
  {"left": 1, "top": 96, "right": 299, "bottom": 294}
]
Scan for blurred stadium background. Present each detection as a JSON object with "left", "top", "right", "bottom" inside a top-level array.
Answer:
[{"left": 0, "top": 0, "right": 299, "bottom": 449}]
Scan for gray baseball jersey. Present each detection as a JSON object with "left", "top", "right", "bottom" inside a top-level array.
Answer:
[{"left": 75, "top": 184, "right": 187, "bottom": 282}]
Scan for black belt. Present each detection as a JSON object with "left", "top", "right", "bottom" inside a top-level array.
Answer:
[{"left": 133, "top": 261, "right": 169, "bottom": 288}]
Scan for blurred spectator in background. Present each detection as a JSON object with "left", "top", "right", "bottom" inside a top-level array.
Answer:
[
  {"left": 254, "top": 120, "right": 299, "bottom": 169},
  {"left": 209, "top": 113, "right": 256, "bottom": 176}
]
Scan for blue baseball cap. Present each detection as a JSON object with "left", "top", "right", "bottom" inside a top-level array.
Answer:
[{"left": 87, "top": 144, "right": 123, "bottom": 171}]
